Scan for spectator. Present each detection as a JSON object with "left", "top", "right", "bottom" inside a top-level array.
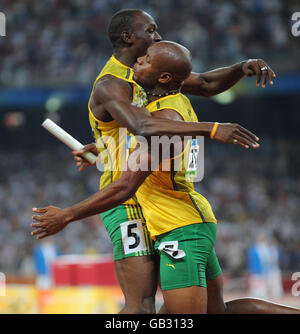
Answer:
[
  {"left": 33, "top": 237, "right": 60, "bottom": 288},
  {"left": 247, "top": 233, "right": 283, "bottom": 299},
  {"left": 0, "top": 0, "right": 296, "bottom": 87},
  {"left": 1, "top": 137, "right": 300, "bottom": 278}
]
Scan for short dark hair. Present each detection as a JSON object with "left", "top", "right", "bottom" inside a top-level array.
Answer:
[{"left": 108, "top": 9, "right": 143, "bottom": 49}]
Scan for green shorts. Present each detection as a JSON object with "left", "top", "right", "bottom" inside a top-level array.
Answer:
[
  {"left": 101, "top": 204, "right": 154, "bottom": 261},
  {"left": 154, "top": 223, "right": 222, "bottom": 290}
]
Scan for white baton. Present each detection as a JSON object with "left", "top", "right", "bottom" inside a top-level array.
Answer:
[{"left": 42, "top": 118, "right": 97, "bottom": 165}]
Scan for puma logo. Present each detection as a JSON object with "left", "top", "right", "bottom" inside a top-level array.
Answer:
[{"left": 166, "top": 263, "right": 176, "bottom": 270}]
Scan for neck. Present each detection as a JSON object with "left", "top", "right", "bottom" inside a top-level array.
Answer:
[
  {"left": 113, "top": 48, "right": 137, "bottom": 68},
  {"left": 146, "top": 86, "right": 181, "bottom": 102}
]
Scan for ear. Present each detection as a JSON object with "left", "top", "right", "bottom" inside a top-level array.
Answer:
[
  {"left": 121, "top": 31, "right": 134, "bottom": 45},
  {"left": 158, "top": 72, "right": 172, "bottom": 84}
]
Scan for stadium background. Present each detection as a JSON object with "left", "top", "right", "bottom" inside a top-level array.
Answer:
[{"left": 1, "top": 0, "right": 300, "bottom": 313}]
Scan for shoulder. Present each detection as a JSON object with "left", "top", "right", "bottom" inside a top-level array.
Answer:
[
  {"left": 92, "top": 74, "right": 133, "bottom": 103},
  {"left": 94, "top": 74, "right": 132, "bottom": 95}
]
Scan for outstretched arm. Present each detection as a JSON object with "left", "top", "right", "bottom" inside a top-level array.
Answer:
[
  {"left": 75, "top": 74, "right": 260, "bottom": 170},
  {"left": 30, "top": 108, "right": 186, "bottom": 239},
  {"left": 182, "top": 59, "right": 276, "bottom": 97},
  {"left": 93, "top": 76, "right": 260, "bottom": 147},
  {"left": 31, "top": 149, "right": 152, "bottom": 240},
  {"left": 31, "top": 105, "right": 260, "bottom": 240}
]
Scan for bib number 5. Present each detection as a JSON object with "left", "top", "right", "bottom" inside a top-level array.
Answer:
[{"left": 120, "top": 220, "right": 147, "bottom": 255}]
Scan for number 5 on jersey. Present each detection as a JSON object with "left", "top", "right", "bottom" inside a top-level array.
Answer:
[{"left": 120, "top": 220, "right": 148, "bottom": 255}]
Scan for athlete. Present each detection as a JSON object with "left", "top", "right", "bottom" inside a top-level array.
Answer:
[
  {"left": 48, "top": 9, "right": 263, "bottom": 314},
  {"left": 69, "top": 9, "right": 268, "bottom": 313},
  {"left": 77, "top": 9, "right": 260, "bottom": 314},
  {"left": 32, "top": 41, "right": 300, "bottom": 314}
]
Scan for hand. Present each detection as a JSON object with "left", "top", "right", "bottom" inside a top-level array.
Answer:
[
  {"left": 214, "top": 123, "right": 260, "bottom": 149},
  {"left": 242, "top": 59, "right": 276, "bottom": 88},
  {"left": 31, "top": 206, "right": 70, "bottom": 240},
  {"left": 72, "top": 142, "right": 98, "bottom": 172}
]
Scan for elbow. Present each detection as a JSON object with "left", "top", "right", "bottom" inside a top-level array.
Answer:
[
  {"left": 195, "top": 78, "right": 216, "bottom": 97},
  {"left": 119, "top": 188, "right": 136, "bottom": 203},
  {"left": 130, "top": 118, "right": 151, "bottom": 137},
  {"left": 197, "top": 85, "right": 215, "bottom": 97},
  {"left": 117, "top": 187, "right": 137, "bottom": 205},
  {"left": 116, "top": 177, "right": 138, "bottom": 203}
]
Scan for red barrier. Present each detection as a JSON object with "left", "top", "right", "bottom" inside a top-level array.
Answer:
[{"left": 52, "top": 255, "right": 118, "bottom": 286}]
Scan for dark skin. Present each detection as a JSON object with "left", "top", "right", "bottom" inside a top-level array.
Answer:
[
  {"left": 76, "top": 11, "right": 275, "bottom": 171},
  {"left": 32, "top": 41, "right": 261, "bottom": 240},
  {"left": 70, "top": 20, "right": 263, "bottom": 312},
  {"left": 94, "top": 12, "right": 275, "bottom": 126},
  {"left": 31, "top": 141, "right": 300, "bottom": 314},
  {"left": 182, "top": 58, "right": 276, "bottom": 97},
  {"left": 32, "top": 41, "right": 300, "bottom": 314}
]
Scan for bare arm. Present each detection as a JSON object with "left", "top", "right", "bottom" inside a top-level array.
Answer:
[
  {"left": 31, "top": 153, "right": 152, "bottom": 240},
  {"left": 74, "top": 73, "right": 261, "bottom": 170},
  {"left": 103, "top": 100, "right": 260, "bottom": 149},
  {"left": 74, "top": 92, "right": 260, "bottom": 173},
  {"left": 95, "top": 80, "right": 259, "bottom": 147},
  {"left": 31, "top": 107, "right": 260, "bottom": 239},
  {"left": 93, "top": 76, "right": 216, "bottom": 137},
  {"left": 30, "top": 109, "right": 186, "bottom": 239},
  {"left": 182, "top": 59, "right": 276, "bottom": 97}
]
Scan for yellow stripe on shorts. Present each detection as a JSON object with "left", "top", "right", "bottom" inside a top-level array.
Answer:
[{"left": 125, "top": 204, "right": 133, "bottom": 221}]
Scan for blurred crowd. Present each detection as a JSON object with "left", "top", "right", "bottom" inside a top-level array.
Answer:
[
  {"left": 1, "top": 136, "right": 300, "bottom": 277},
  {"left": 0, "top": 148, "right": 112, "bottom": 276},
  {"left": 202, "top": 138, "right": 300, "bottom": 276},
  {"left": 1, "top": 0, "right": 299, "bottom": 286},
  {"left": 0, "top": 0, "right": 299, "bottom": 88}
]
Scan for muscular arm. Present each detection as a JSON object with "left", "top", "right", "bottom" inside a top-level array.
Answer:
[
  {"left": 31, "top": 148, "right": 152, "bottom": 239},
  {"left": 31, "top": 106, "right": 259, "bottom": 239},
  {"left": 31, "top": 109, "right": 184, "bottom": 239},
  {"left": 182, "top": 63, "right": 244, "bottom": 97},
  {"left": 182, "top": 59, "right": 276, "bottom": 97},
  {"left": 93, "top": 76, "right": 215, "bottom": 137},
  {"left": 65, "top": 164, "right": 151, "bottom": 223},
  {"left": 93, "top": 77, "right": 259, "bottom": 148}
]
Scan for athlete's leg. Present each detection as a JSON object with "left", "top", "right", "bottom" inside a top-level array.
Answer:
[
  {"left": 156, "top": 224, "right": 217, "bottom": 314},
  {"left": 115, "top": 254, "right": 158, "bottom": 314},
  {"left": 162, "top": 286, "right": 207, "bottom": 314},
  {"left": 102, "top": 205, "right": 158, "bottom": 314},
  {"left": 207, "top": 273, "right": 300, "bottom": 314},
  {"left": 225, "top": 297, "right": 300, "bottom": 314},
  {"left": 206, "top": 274, "right": 227, "bottom": 314}
]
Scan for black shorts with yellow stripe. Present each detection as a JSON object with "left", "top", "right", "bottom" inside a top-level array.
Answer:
[{"left": 100, "top": 204, "right": 155, "bottom": 261}]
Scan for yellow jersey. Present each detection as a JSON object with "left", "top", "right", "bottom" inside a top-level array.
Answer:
[
  {"left": 88, "top": 55, "right": 147, "bottom": 206},
  {"left": 136, "top": 93, "right": 217, "bottom": 238}
]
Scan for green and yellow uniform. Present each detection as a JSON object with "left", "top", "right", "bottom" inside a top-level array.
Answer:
[
  {"left": 136, "top": 93, "right": 222, "bottom": 290},
  {"left": 88, "top": 55, "right": 154, "bottom": 260}
]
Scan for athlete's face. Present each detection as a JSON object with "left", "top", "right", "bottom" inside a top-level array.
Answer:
[
  {"left": 130, "top": 12, "right": 162, "bottom": 58},
  {"left": 133, "top": 44, "right": 162, "bottom": 88}
]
